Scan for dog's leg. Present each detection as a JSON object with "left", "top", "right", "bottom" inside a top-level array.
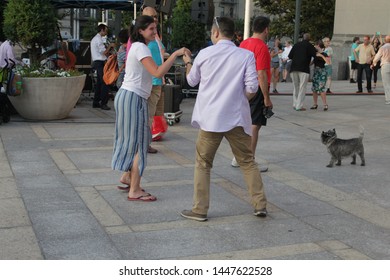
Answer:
[
  {"left": 351, "top": 154, "right": 356, "bottom": 165},
  {"left": 327, "top": 157, "right": 336, "bottom": 168},
  {"left": 336, "top": 157, "right": 342, "bottom": 166},
  {"left": 358, "top": 151, "right": 365, "bottom": 166}
]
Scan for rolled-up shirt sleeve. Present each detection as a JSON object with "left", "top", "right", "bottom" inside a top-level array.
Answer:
[
  {"left": 244, "top": 54, "right": 259, "bottom": 93},
  {"left": 186, "top": 57, "right": 201, "bottom": 87}
]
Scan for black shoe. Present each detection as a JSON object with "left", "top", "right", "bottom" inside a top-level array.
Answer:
[
  {"left": 92, "top": 103, "right": 100, "bottom": 108},
  {"left": 281, "top": 79, "right": 286, "bottom": 82},
  {"left": 368, "top": 90, "right": 373, "bottom": 93},
  {"left": 350, "top": 79, "right": 356, "bottom": 83},
  {"left": 356, "top": 91, "right": 363, "bottom": 93},
  {"left": 100, "top": 104, "right": 111, "bottom": 110}
]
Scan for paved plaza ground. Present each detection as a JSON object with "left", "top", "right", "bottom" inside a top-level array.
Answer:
[{"left": 0, "top": 80, "right": 389, "bottom": 260}]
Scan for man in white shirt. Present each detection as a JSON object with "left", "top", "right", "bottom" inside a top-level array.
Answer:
[
  {"left": 90, "top": 24, "right": 115, "bottom": 110},
  {"left": 180, "top": 17, "right": 268, "bottom": 222}
]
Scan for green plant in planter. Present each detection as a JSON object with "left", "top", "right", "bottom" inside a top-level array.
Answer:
[
  {"left": 3, "top": 0, "right": 58, "bottom": 64},
  {"left": 15, "top": 65, "right": 83, "bottom": 78}
]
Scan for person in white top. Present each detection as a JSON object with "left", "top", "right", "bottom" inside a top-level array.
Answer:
[
  {"left": 372, "top": 35, "right": 390, "bottom": 104},
  {"left": 180, "top": 16, "right": 268, "bottom": 221},
  {"left": 111, "top": 15, "right": 189, "bottom": 202},
  {"left": 90, "top": 24, "right": 116, "bottom": 110},
  {"left": 280, "top": 40, "right": 293, "bottom": 82},
  {"left": 323, "top": 37, "right": 333, "bottom": 93}
]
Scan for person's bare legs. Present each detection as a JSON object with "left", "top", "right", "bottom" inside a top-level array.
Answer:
[
  {"left": 120, "top": 171, "right": 131, "bottom": 185},
  {"left": 128, "top": 153, "right": 156, "bottom": 200},
  {"left": 320, "top": 92, "right": 328, "bottom": 110},
  {"left": 251, "top": 125, "right": 261, "bottom": 157},
  {"left": 312, "top": 92, "right": 318, "bottom": 108}
]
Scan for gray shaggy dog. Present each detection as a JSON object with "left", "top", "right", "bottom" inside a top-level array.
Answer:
[{"left": 321, "top": 127, "right": 365, "bottom": 168}]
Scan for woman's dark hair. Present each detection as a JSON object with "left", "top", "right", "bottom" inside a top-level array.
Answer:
[
  {"left": 353, "top": 36, "right": 359, "bottom": 43},
  {"left": 118, "top": 29, "right": 129, "bottom": 44},
  {"left": 129, "top": 15, "right": 155, "bottom": 44}
]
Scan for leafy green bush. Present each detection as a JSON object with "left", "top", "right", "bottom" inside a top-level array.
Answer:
[{"left": 3, "top": 0, "right": 58, "bottom": 64}]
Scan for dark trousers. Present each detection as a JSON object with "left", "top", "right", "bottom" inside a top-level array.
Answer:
[
  {"left": 357, "top": 63, "right": 372, "bottom": 91},
  {"left": 92, "top": 60, "right": 109, "bottom": 106}
]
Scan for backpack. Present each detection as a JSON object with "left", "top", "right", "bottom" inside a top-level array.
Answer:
[
  {"left": 5, "top": 69, "right": 22, "bottom": 96},
  {"left": 103, "top": 54, "right": 125, "bottom": 85}
]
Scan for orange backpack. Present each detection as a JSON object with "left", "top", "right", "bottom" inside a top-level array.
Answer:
[{"left": 103, "top": 54, "right": 125, "bottom": 85}]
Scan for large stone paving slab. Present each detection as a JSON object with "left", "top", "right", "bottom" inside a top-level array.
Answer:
[{"left": 101, "top": 183, "right": 254, "bottom": 225}]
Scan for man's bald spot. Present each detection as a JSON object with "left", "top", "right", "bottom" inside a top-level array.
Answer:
[
  {"left": 386, "top": 35, "right": 390, "bottom": 43},
  {"left": 142, "top": 6, "right": 157, "bottom": 16}
]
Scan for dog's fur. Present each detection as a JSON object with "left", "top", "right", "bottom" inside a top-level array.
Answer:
[{"left": 321, "top": 127, "right": 365, "bottom": 168}]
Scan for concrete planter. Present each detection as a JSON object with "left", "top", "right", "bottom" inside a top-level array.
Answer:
[{"left": 8, "top": 74, "right": 86, "bottom": 120}]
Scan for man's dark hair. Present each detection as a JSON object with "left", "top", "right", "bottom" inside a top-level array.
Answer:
[
  {"left": 129, "top": 15, "right": 154, "bottom": 44},
  {"left": 252, "top": 16, "right": 270, "bottom": 34},
  {"left": 316, "top": 40, "right": 325, "bottom": 49},
  {"left": 97, "top": 24, "right": 107, "bottom": 33},
  {"left": 213, "top": 16, "right": 235, "bottom": 38},
  {"left": 303, "top": 33, "right": 311, "bottom": 41},
  {"left": 118, "top": 29, "right": 129, "bottom": 44}
]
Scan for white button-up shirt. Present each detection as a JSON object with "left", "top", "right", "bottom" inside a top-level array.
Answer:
[
  {"left": 0, "top": 40, "right": 16, "bottom": 68},
  {"left": 90, "top": 33, "right": 107, "bottom": 62},
  {"left": 373, "top": 43, "right": 390, "bottom": 67},
  {"left": 187, "top": 40, "right": 258, "bottom": 136}
]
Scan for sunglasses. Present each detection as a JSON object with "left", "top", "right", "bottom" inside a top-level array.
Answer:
[{"left": 214, "top": 17, "right": 220, "bottom": 29}]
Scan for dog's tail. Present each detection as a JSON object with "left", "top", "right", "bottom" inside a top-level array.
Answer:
[{"left": 359, "top": 125, "right": 364, "bottom": 139}]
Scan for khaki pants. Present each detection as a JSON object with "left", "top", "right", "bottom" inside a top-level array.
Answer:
[
  {"left": 147, "top": 85, "right": 164, "bottom": 126},
  {"left": 291, "top": 71, "right": 309, "bottom": 110},
  {"left": 192, "top": 127, "right": 267, "bottom": 215}
]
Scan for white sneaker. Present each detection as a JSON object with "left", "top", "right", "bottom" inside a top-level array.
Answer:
[
  {"left": 386, "top": 101, "right": 390, "bottom": 105},
  {"left": 231, "top": 157, "right": 240, "bottom": 167}
]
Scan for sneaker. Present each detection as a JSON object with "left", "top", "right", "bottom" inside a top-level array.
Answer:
[
  {"left": 253, "top": 208, "right": 268, "bottom": 217},
  {"left": 231, "top": 157, "right": 240, "bottom": 167},
  {"left": 100, "top": 104, "right": 111, "bottom": 110},
  {"left": 385, "top": 101, "right": 390, "bottom": 105},
  {"left": 180, "top": 210, "right": 208, "bottom": 222}
]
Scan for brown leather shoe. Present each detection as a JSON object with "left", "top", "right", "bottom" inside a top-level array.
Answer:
[{"left": 148, "top": 146, "right": 158, "bottom": 153}]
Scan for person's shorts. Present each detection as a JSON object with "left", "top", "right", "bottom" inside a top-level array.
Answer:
[
  {"left": 271, "top": 61, "right": 280, "bottom": 69},
  {"left": 249, "top": 87, "right": 267, "bottom": 126},
  {"left": 351, "top": 60, "right": 358, "bottom": 70},
  {"left": 325, "top": 65, "right": 332, "bottom": 77}
]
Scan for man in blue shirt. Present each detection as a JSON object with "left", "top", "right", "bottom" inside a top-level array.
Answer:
[{"left": 143, "top": 6, "right": 166, "bottom": 153}]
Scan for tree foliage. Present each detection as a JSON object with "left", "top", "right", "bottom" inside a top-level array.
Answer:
[
  {"left": 3, "top": 0, "right": 58, "bottom": 63},
  {"left": 254, "top": 0, "right": 335, "bottom": 40},
  {"left": 171, "top": 0, "right": 206, "bottom": 51},
  {"left": 0, "top": 0, "right": 6, "bottom": 41}
]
